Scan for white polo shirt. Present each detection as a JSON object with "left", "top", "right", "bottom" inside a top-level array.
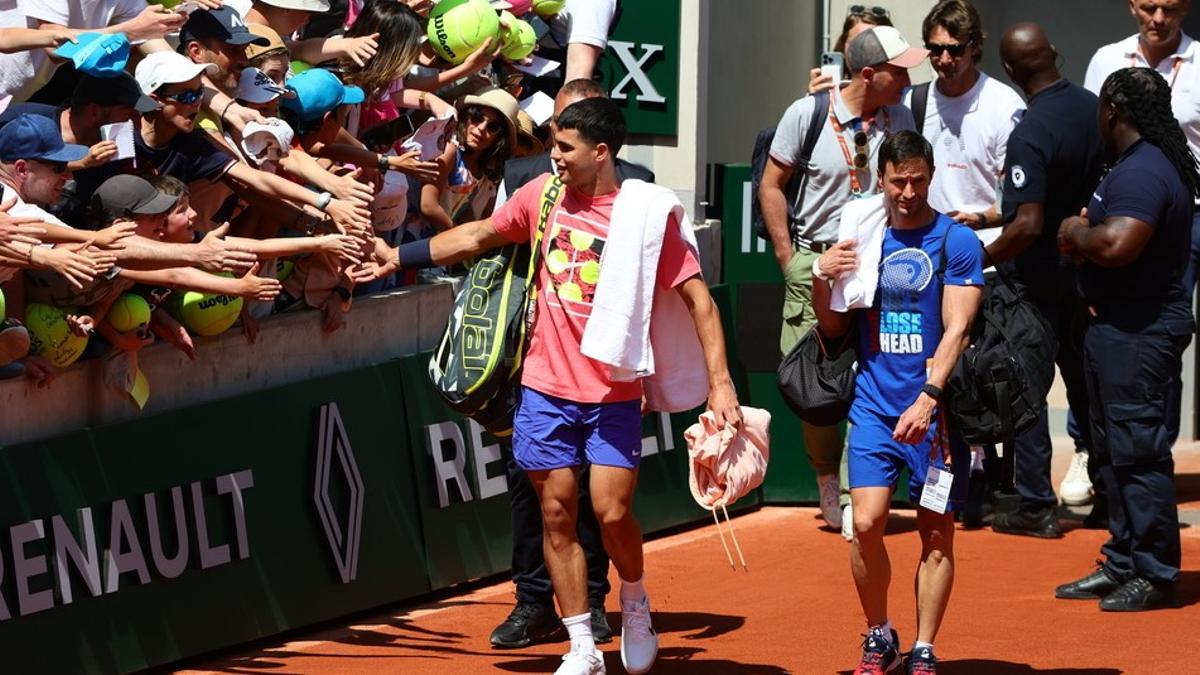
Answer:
[{"left": 1084, "top": 33, "right": 1200, "bottom": 159}]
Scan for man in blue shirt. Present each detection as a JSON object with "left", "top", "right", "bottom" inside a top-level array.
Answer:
[
  {"left": 1055, "top": 67, "right": 1197, "bottom": 612},
  {"left": 813, "top": 130, "right": 982, "bottom": 674},
  {"left": 984, "top": 23, "right": 1105, "bottom": 538}
]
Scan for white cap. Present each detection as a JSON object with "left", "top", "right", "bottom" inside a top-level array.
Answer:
[
  {"left": 241, "top": 118, "right": 293, "bottom": 166},
  {"left": 235, "top": 67, "right": 293, "bottom": 104},
  {"left": 257, "top": 0, "right": 331, "bottom": 11},
  {"left": 135, "top": 51, "right": 218, "bottom": 94}
]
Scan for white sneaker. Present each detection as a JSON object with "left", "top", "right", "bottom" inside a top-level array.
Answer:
[
  {"left": 555, "top": 647, "right": 606, "bottom": 675},
  {"left": 841, "top": 503, "right": 854, "bottom": 542},
  {"left": 1059, "top": 451, "right": 1093, "bottom": 506},
  {"left": 817, "top": 473, "right": 842, "bottom": 529},
  {"left": 620, "top": 596, "right": 658, "bottom": 674}
]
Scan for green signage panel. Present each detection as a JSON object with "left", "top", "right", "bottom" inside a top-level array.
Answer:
[
  {"left": 0, "top": 364, "right": 428, "bottom": 674},
  {"left": 598, "top": 0, "right": 681, "bottom": 136}
]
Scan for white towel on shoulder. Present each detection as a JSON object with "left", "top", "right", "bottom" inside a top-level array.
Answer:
[
  {"left": 580, "top": 180, "right": 709, "bottom": 412},
  {"left": 831, "top": 194, "right": 887, "bottom": 312}
]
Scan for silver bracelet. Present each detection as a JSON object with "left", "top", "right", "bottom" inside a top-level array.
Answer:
[{"left": 315, "top": 191, "right": 332, "bottom": 211}]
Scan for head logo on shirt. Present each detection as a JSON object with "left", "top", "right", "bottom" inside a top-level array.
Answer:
[
  {"left": 881, "top": 248, "right": 934, "bottom": 292},
  {"left": 1011, "top": 165, "right": 1027, "bottom": 189}
]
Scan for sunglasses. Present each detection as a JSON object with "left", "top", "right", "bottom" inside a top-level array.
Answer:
[
  {"left": 848, "top": 4, "right": 889, "bottom": 19},
  {"left": 466, "top": 108, "right": 503, "bottom": 135},
  {"left": 925, "top": 40, "right": 973, "bottom": 57},
  {"left": 160, "top": 87, "right": 204, "bottom": 105},
  {"left": 853, "top": 131, "right": 869, "bottom": 169}
]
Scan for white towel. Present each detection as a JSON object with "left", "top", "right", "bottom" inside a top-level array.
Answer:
[
  {"left": 831, "top": 194, "right": 888, "bottom": 312},
  {"left": 580, "top": 180, "right": 709, "bottom": 412}
]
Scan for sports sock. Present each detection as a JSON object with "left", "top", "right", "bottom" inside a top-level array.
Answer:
[
  {"left": 970, "top": 445, "right": 985, "bottom": 472},
  {"left": 914, "top": 640, "right": 934, "bottom": 654},
  {"left": 620, "top": 575, "right": 646, "bottom": 604},
  {"left": 868, "top": 620, "right": 893, "bottom": 644},
  {"left": 562, "top": 612, "right": 595, "bottom": 654}
]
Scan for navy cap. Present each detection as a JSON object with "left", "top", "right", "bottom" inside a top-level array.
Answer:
[
  {"left": 179, "top": 7, "right": 270, "bottom": 47},
  {"left": 0, "top": 114, "right": 89, "bottom": 163},
  {"left": 73, "top": 73, "right": 157, "bottom": 114}
]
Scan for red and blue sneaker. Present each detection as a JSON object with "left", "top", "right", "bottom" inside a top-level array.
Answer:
[
  {"left": 906, "top": 645, "right": 937, "bottom": 674},
  {"left": 853, "top": 629, "right": 901, "bottom": 674}
]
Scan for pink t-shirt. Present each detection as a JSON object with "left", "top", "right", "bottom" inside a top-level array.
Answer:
[{"left": 492, "top": 174, "right": 702, "bottom": 403}]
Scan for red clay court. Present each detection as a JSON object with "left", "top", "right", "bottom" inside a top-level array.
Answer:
[{"left": 179, "top": 447, "right": 1200, "bottom": 674}]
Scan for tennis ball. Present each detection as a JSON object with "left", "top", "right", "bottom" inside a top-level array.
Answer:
[
  {"left": 290, "top": 60, "right": 312, "bottom": 75},
  {"left": 108, "top": 293, "right": 151, "bottom": 333},
  {"left": 0, "top": 288, "right": 6, "bottom": 320},
  {"left": 170, "top": 279, "right": 244, "bottom": 337},
  {"left": 531, "top": 0, "right": 565, "bottom": 17},
  {"left": 427, "top": 0, "right": 501, "bottom": 65},
  {"left": 25, "top": 303, "right": 88, "bottom": 367},
  {"left": 275, "top": 259, "right": 295, "bottom": 281},
  {"left": 499, "top": 12, "right": 536, "bottom": 61}
]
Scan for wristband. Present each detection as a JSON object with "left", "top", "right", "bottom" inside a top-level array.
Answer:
[
  {"left": 921, "top": 383, "right": 943, "bottom": 399},
  {"left": 377, "top": 154, "right": 390, "bottom": 172},
  {"left": 397, "top": 238, "right": 433, "bottom": 270},
  {"left": 418, "top": 91, "right": 428, "bottom": 110},
  {"left": 315, "top": 191, "right": 332, "bottom": 211},
  {"left": 812, "top": 256, "right": 830, "bottom": 281},
  {"left": 220, "top": 98, "right": 237, "bottom": 122},
  {"left": 975, "top": 212, "right": 989, "bottom": 227}
]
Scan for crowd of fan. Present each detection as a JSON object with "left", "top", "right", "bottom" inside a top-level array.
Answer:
[{"left": 0, "top": 0, "right": 610, "bottom": 387}]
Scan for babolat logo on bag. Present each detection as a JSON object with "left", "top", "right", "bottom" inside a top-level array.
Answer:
[{"left": 428, "top": 176, "right": 563, "bottom": 436}]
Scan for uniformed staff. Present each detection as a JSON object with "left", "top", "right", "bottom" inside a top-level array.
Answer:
[
  {"left": 982, "top": 23, "right": 1104, "bottom": 539},
  {"left": 1055, "top": 66, "right": 1199, "bottom": 612}
]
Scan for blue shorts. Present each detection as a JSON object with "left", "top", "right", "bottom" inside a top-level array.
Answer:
[
  {"left": 847, "top": 405, "right": 970, "bottom": 512},
  {"left": 512, "top": 387, "right": 643, "bottom": 471}
]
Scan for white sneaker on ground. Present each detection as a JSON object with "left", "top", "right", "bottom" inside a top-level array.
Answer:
[
  {"left": 620, "top": 596, "right": 658, "bottom": 674},
  {"left": 555, "top": 647, "right": 605, "bottom": 675},
  {"left": 841, "top": 503, "right": 854, "bottom": 542},
  {"left": 1059, "top": 451, "right": 1092, "bottom": 506},
  {"left": 817, "top": 473, "right": 842, "bottom": 529}
]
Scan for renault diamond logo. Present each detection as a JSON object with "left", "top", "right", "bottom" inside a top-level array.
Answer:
[{"left": 314, "top": 402, "right": 365, "bottom": 584}]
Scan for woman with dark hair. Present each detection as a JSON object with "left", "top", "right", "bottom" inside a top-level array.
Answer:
[
  {"left": 1055, "top": 66, "right": 1200, "bottom": 612},
  {"left": 809, "top": 5, "right": 894, "bottom": 94},
  {"left": 420, "top": 87, "right": 520, "bottom": 231}
]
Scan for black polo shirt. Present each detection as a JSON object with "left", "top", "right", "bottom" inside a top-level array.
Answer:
[
  {"left": 1081, "top": 139, "right": 1195, "bottom": 334},
  {"left": 1001, "top": 79, "right": 1104, "bottom": 297}
]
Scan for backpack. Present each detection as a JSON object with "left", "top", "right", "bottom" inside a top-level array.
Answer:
[
  {"left": 945, "top": 267, "right": 1058, "bottom": 444},
  {"left": 910, "top": 82, "right": 931, "bottom": 137},
  {"left": 427, "top": 176, "right": 563, "bottom": 436},
  {"left": 750, "top": 90, "right": 829, "bottom": 240}
]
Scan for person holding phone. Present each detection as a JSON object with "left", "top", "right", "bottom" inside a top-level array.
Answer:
[{"left": 809, "top": 5, "right": 894, "bottom": 95}]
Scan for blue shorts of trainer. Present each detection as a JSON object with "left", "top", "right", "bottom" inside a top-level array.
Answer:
[
  {"left": 513, "top": 387, "right": 643, "bottom": 471},
  {"left": 847, "top": 405, "right": 970, "bottom": 512}
]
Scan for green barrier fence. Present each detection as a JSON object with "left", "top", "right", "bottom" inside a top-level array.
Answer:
[{"left": 0, "top": 284, "right": 751, "bottom": 673}]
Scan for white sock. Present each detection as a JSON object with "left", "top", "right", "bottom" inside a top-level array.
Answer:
[
  {"left": 869, "top": 620, "right": 893, "bottom": 644},
  {"left": 620, "top": 575, "right": 646, "bottom": 605},
  {"left": 914, "top": 640, "right": 934, "bottom": 653},
  {"left": 562, "top": 612, "right": 595, "bottom": 654},
  {"left": 970, "top": 445, "right": 985, "bottom": 472}
]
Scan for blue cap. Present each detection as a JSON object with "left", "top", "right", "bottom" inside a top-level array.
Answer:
[
  {"left": 53, "top": 33, "right": 130, "bottom": 78},
  {"left": 0, "top": 114, "right": 89, "bottom": 163},
  {"left": 281, "top": 69, "right": 366, "bottom": 125}
]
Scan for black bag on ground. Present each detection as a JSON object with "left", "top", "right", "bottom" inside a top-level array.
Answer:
[
  {"left": 945, "top": 270, "right": 1057, "bottom": 444},
  {"left": 777, "top": 324, "right": 857, "bottom": 426}
]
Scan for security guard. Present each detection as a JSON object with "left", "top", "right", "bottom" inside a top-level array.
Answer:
[
  {"left": 1055, "top": 66, "right": 1197, "bottom": 611},
  {"left": 983, "top": 23, "right": 1104, "bottom": 538}
]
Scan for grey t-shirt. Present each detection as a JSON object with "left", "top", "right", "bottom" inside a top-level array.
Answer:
[{"left": 769, "top": 89, "right": 915, "bottom": 242}]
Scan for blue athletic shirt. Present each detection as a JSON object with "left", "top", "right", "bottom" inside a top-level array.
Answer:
[{"left": 853, "top": 213, "right": 985, "bottom": 418}]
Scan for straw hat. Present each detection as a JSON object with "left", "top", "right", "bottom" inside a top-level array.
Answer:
[
  {"left": 515, "top": 109, "right": 544, "bottom": 154},
  {"left": 460, "top": 87, "right": 519, "bottom": 149}
]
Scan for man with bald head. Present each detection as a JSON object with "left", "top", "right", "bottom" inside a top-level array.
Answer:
[
  {"left": 488, "top": 79, "right": 653, "bottom": 649},
  {"left": 984, "top": 23, "right": 1104, "bottom": 539}
]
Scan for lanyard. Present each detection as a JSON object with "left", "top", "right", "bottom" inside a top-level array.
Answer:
[
  {"left": 828, "top": 97, "right": 891, "bottom": 196},
  {"left": 1130, "top": 52, "right": 1183, "bottom": 89}
]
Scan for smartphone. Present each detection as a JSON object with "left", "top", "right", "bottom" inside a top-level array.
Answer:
[
  {"left": 820, "top": 52, "right": 844, "bottom": 83},
  {"left": 175, "top": 2, "right": 201, "bottom": 14}
]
